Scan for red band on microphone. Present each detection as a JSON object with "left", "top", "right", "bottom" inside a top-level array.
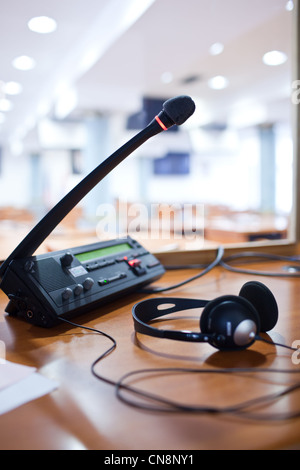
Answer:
[{"left": 155, "top": 115, "right": 168, "bottom": 131}]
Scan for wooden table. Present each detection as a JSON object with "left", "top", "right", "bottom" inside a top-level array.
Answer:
[
  {"left": 204, "top": 214, "right": 288, "bottom": 243},
  {"left": 1, "top": 258, "right": 300, "bottom": 450}
]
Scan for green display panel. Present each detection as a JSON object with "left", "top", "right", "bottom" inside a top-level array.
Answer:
[{"left": 75, "top": 243, "right": 131, "bottom": 263}]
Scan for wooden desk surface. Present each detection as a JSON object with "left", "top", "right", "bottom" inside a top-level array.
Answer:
[{"left": 1, "top": 259, "right": 300, "bottom": 450}]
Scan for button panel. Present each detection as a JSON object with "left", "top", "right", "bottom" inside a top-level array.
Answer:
[
  {"left": 86, "top": 259, "right": 115, "bottom": 271},
  {"left": 98, "top": 272, "right": 127, "bottom": 286},
  {"left": 46, "top": 240, "right": 163, "bottom": 308},
  {"left": 10, "top": 237, "right": 165, "bottom": 326}
]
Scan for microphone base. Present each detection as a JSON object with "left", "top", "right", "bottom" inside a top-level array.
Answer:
[{"left": 1, "top": 236, "right": 165, "bottom": 328}]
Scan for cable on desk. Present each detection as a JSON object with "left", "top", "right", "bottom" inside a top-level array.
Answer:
[
  {"left": 152, "top": 249, "right": 300, "bottom": 285},
  {"left": 115, "top": 365, "right": 300, "bottom": 420},
  {"left": 220, "top": 251, "right": 300, "bottom": 277},
  {"left": 140, "top": 245, "right": 224, "bottom": 293},
  {"left": 59, "top": 317, "right": 300, "bottom": 421}
]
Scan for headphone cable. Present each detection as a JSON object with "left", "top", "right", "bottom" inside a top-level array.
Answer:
[
  {"left": 140, "top": 245, "right": 224, "bottom": 293},
  {"left": 220, "top": 251, "right": 300, "bottom": 277},
  {"left": 59, "top": 317, "right": 300, "bottom": 421}
]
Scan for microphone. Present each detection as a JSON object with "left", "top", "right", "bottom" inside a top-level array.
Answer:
[{"left": 0, "top": 95, "right": 195, "bottom": 281}]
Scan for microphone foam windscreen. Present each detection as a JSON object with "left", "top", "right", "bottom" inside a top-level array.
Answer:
[{"left": 163, "top": 95, "right": 196, "bottom": 125}]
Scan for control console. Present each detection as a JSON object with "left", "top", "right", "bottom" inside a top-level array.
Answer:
[{"left": 1, "top": 237, "right": 165, "bottom": 327}]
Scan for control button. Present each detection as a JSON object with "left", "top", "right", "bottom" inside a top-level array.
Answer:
[
  {"left": 108, "top": 273, "right": 126, "bottom": 282},
  {"left": 87, "top": 260, "right": 115, "bottom": 270},
  {"left": 116, "top": 256, "right": 127, "bottom": 263},
  {"left": 126, "top": 257, "right": 146, "bottom": 276},
  {"left": 60, "top": 252, "right": 74, "bottom": 268},
  {"left": 128, "top": 258, "right": 141, "bottom": 268},
  {"left": 73, "top": 284, "right": 83, "bottom": 296},
  {"left": 62, "top": 288, "right": 73, "bottom": 300},
  {"left": 147, "top": 260, "right": 161, "bottom": 269},
  {"left": 83, "top": 277, "right": 94, "bottom": 290},
  {"left": 86, "top": 262, "right": 100, "bottom": 271},
  {"left": 98, "top": 261, "right": 108, "bottom": 268},
  {"left": 132, "top": 266, "right": 147, "bottom": 276},
  {"left": 98, "top": 273, "right": 127, "bottom": 286}
]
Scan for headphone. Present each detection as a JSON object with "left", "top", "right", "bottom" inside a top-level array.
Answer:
[{"left": 132, "top": 281, "right": 279, "bottom": 351}]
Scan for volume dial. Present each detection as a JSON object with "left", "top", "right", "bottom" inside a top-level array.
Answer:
[
  {"left": 83, "top": 277, "right": 94, "bottom": 290},
  {"left": 60, "top": 252, "right": 74, "bottom": 268},
  {"left": 62, "top": 288, "right": 72, "bottom": 300}
]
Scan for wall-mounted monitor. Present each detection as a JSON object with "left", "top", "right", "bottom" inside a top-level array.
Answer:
[{"left": 153, "top": 152, "right": 190, "bottom": 175}]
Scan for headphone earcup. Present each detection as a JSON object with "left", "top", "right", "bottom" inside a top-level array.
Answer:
[
  {"left": 200, "top": 295, "right": 260, "bottom": 351},
  {"left": 238, "top": 281, "right": 278, "bottom": 333}
]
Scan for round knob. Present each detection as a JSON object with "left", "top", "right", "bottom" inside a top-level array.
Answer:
[
  {"left": 83, "top": 277, "right": 94, "bottom": 291},
  {"left": 62, "top": 288, "right": 72, "bottom": 300},
  {"left": 74, "top": 284, "right": 83, "bottom": 296},
  {"left": 60, "top": 252, "right": 74, "bottom": 268}
]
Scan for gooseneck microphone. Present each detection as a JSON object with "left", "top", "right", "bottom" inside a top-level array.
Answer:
[{"left": 0, "top": 95, "right": 195, "bottom": 280}]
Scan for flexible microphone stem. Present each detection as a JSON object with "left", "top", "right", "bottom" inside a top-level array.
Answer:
[
  {"left": 0, "top": 120, "right": 162, "bottom": 279},
  {"left": 0, "top": 95, "right": 196, "bottom": 281}
]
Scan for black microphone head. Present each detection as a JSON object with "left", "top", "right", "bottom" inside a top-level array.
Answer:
[{"left": 163, "top": 95, "right": 196, "bottom": 126}]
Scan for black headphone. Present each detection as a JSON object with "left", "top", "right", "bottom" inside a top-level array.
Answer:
[{"left": 132, "top": 281, "right": 279, "bottom": 351}]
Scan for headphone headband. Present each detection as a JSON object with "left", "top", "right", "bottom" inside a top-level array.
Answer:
[
  {"left": 132, "top": 282, "right": 279, "bottom": 352},
  {"left": 132, "top": 297, "right": 212, "bottom": 343}
]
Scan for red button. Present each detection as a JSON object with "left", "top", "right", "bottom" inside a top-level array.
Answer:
[{"left": 128, "top": 258, "right": 141, "bottom": 268}]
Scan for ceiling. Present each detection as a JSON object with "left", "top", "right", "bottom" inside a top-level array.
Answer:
[{"left": 0, "top": 0, "right": 295, "bottom": 149}]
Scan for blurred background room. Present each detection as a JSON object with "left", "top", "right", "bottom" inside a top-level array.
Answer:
[{"left": 0, "top": 0, "right": 297, "bottom": 260}]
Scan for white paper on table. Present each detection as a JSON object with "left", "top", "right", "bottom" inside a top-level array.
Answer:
[
  {"left": 0, "top": 361, "right": 58, "bottom": 415},
  {"left": 0, "top": 360, "right": 36, "bottom": 391}
]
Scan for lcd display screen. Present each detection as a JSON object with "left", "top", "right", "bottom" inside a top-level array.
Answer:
[{"left": 75, "top": 243, "right": 131, "bottom": 263}]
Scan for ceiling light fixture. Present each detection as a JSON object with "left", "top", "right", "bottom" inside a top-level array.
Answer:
[
  {"left": 160, "top": 72, "right": 174, "bottom": 84},
  {"left": 0, "top": 98, "right": 13, "bottom": 112},
  {"left": 209, "top": 42, "right": 224, "bottom": 56},
  {"left": 286, "top": 0, "right": 294, "bottom": 11},
  {"left": 28, "top": 16, "right": 57, "bottom": 34},
  {"left": 4, "top": 81, "right": 23, "bottom": 95},
  {"left": 12, "top": 55, "right": 36, "bottom": 71},
  {"left": 208, "top": 75, "right": 229, "bottom": 90},
  {"left": 262, "top": 50, "right": 287, "bottom": 66}
]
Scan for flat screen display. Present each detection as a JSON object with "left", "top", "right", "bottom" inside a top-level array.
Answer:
[
  {"left": 153, "top": 152, "right": 190, "bottom": 175},
  {"left": 75, "top": 243, "right": 131, "bottom": 263}
]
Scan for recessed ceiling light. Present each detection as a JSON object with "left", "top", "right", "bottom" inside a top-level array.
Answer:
[
  {"left": 0, "top": 98, "right": 13, "bottom": 112},
  {"left": 28, "top": 16, "right": 57, "bottom": 34},
  {"left": 208, "top": 75, "right": 229, "bottom": 90},
  {"left": 209, "top": 42, "right": 224, "bottom": 56},
  {"left": 4, "top": 81, "right": 23, "bottom": 95},
  {"left": 12, "top": 55, "right": 36, "bottom": 71},
  {"left": 262, "top": 50, "right": 287, "bottom": 66},
  {"left": 286, "top": 1, "right": 294, "bottom": 11},
  {"left": 160, "top": 72, "right": 174, "bottom": 84}
]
